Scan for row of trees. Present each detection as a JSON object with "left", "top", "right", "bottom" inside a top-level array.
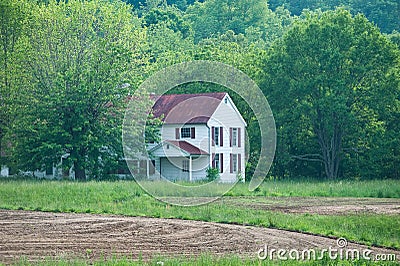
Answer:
[
  {"left": 126, "top": 0, "right": 400, "bottom": 34},
  {"left": 1, "top": 0, "right": 399, "bottom": 180},
  {"left": 268, "top": 0, "right": 400, "bottom": 34}
]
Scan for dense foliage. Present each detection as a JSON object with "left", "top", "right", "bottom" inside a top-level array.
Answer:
[
  {"left": 0, "top": 0, "right": 399, "bottom": 180},
  {"left": 267, "top": 0, "right": 400, "bottom": 34},
  {"left": 263, "top": 9, "right": 399, "bottom": 179}
]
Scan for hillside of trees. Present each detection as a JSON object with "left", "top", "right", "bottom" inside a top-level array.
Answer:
[
  {"left": 268, "top": 0, "right": 399, "bottom": 34},
  {"left": 1, "top": 0, "right": 399, "bottom": 180}
]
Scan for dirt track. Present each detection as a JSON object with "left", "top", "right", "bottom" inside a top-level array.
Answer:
[{"left": 0, "top": 210, "right": 399, "bottom": 264}]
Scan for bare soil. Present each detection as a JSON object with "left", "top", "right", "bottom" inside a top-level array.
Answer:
[{"left": 0, "top": 209, "right": 399, "bottom": 264}]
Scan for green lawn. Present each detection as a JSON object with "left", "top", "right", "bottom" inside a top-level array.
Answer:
[{"left": 1, "top": 178, "right": 399, "bottom": 251}]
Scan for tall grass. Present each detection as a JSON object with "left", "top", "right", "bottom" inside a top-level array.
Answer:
[{"left": 228, "top": 179, "right": 400, "bottom": 198}]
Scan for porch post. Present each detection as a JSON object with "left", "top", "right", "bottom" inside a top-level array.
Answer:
[
  {"left": 159, "top": 158, "right": 162, "bottom": 179},
  {"left": 189, "top": 155, "right": 192, "bottom": 182},
  {"left": 146, "top": 159, "right": 149, "bottom": 178}
]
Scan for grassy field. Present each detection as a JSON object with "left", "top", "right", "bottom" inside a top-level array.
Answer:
[
  {"left": 228, "top": 178, "right": 400, "bottom": 198},
  {"left": 1, "top": 178, "right": 399, "bottom": 252}
]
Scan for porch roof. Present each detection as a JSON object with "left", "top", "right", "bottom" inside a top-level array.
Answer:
[{"left": 149, "top": 140, "right": 208, "bottom": 156}]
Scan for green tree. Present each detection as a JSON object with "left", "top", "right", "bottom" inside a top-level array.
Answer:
[
  {"left": 185, "top": 0, "right": 291, "bottom": 44},
  {"left": 268, "top": 0, "right": 400, "bottom": 33},
  {"left": 264, "top": 9, "right": 399, "bottom": 179},
  {"left": 126, "top": 0, "right": 190, "bottom": 12},
  {"left": 348, "top": 0, "right": 399, "bottom": 34},
  {"left": 0, "top": 0, "right": 30, "bottom": 166},
  {"left": 387, "top": 31, "right": 400, "bottom": 48},
  {"left": 143, "top": 4, "right": 195, "bottom": 69},
  {"left": 13, "top": 0, "right": 148, "bottom": 179},
  {"left": 143, "top": 6, "right": 192, "bottom": 38}
]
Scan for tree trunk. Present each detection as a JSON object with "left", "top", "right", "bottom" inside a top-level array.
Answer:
[
  {"left": 293, "top": 117, "right": 343, "bottom": 180},
  {"left": 74, "top": 160, "right": 86, "bottom": 180},
  {"left": 90, "top": 149, "right": 100, "bottom": 180},
  {"left": 318, "top": 126, "right": 343, "bottom": 179},
  {"left": 315, "top": 109, "right": 343, "bottom": 180},
  {"left": 72, "top": 148, "right": 86, "bottom": 180}
]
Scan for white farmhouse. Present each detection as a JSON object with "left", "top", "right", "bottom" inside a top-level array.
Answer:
[{"left": 146, "top": 92, "right": 246, "bottom": 183}]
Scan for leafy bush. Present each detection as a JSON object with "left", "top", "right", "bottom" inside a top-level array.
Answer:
[{"left": 206, "top": 167, "right": 220, "bottom": 182}]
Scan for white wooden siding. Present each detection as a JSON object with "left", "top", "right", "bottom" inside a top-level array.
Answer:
[
  {"left": 160, "top": 157, "right": 189, "bottom": 181},
  {"left": 160, "top": 124, "right": 210, "bottom": 153},
  {"left": 159, "top": 156, "right": 208, "bottom": 181},
  {"left": 151, "top": 142, "right": 188, "bottom": 158},
  {"left": 208, "top": 95, "right": 246, "bottom": 182}
]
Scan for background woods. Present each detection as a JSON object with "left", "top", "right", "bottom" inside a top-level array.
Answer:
[{"left": 0, "top": 0, "right": 399, "bottom": 180}]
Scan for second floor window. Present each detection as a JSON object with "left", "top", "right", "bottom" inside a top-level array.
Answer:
[
  {"left": 181, "top": 128, "right": 191, "bottom": 138},
  {"left": 176, "top": 127, "right": 195, "bottom": 139},
  {"left": 212, "top": 126, "right": 223, "bottom": 147},
  {"left": 232, "top": 128, "right": 238, "bottom": 146},
  {"left": 230, "top": 127, "right": 241, "bottom": 147},
  {"left": 214, "top": 127, "right": 219, "bottom": 146}
]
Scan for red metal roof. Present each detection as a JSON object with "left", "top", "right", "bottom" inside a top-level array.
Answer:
[
  {"left": 152, "top": 92, "right": 226, "bottom": 124},
  {"left": 166, "top": 140, "right": 209, "bottom": 155}
]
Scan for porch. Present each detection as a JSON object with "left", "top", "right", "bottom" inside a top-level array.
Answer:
[{"left": 148, "top": 140, "right": 209, "bottom": 182}]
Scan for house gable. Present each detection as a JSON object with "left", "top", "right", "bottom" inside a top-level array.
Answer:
[
  {"left": 210, "top": 94, "right": 247, "bottom": 127},
  {"left": 150, "top": 141, "right": 190, "bottom": 158}
]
